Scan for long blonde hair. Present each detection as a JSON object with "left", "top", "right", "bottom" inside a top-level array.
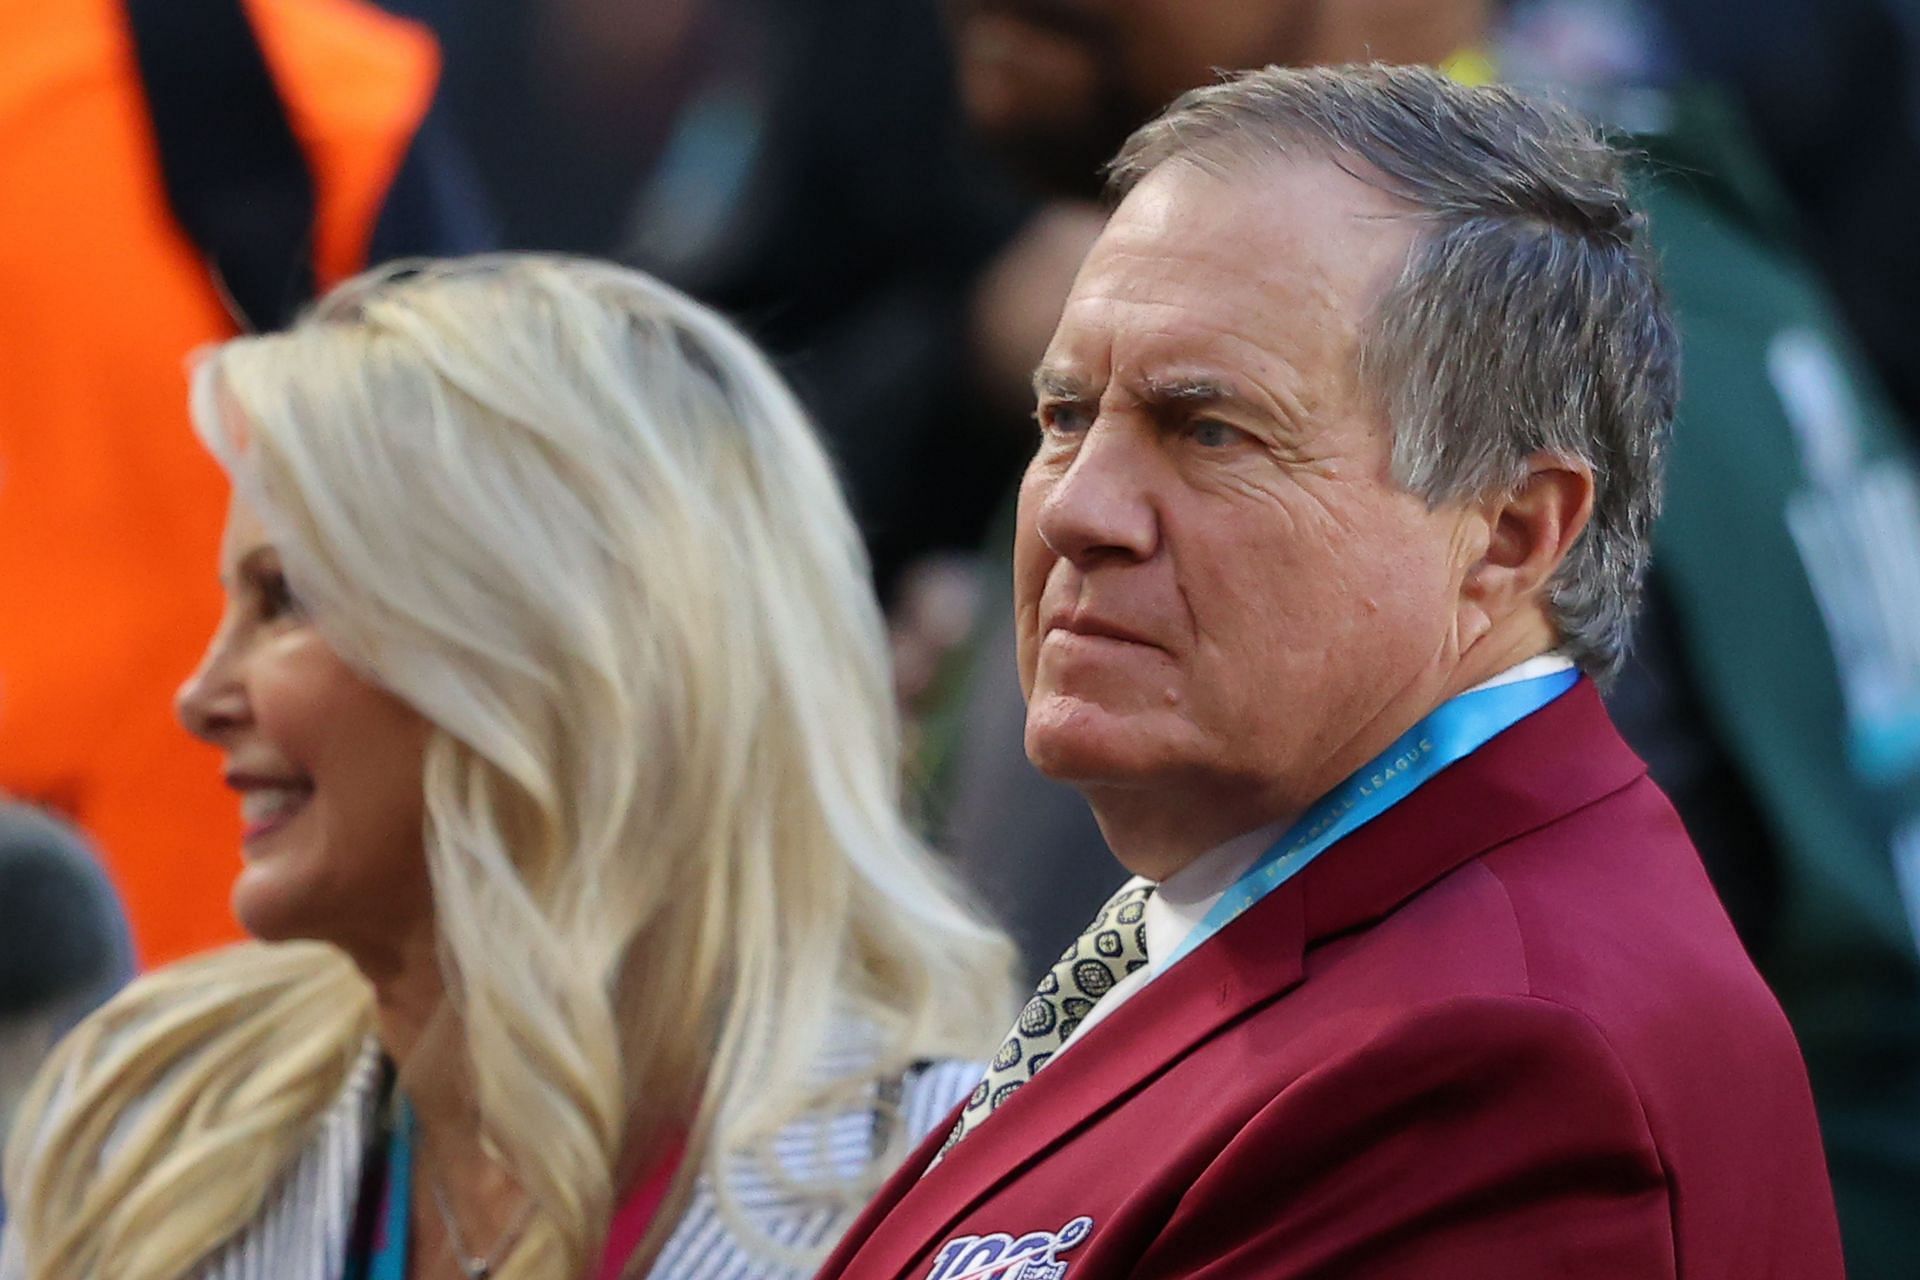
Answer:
[{"left": 4, "top": 256, "right": 1015, "bottom": 1278}]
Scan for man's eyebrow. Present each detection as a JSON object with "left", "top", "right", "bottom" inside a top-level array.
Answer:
[
  {"left": 1032, "top": 367, "right": 1093, "bottom": 401},
  {"left": 1137, "top": 375, "right": 1245, "bottom": 409},
  {"left": 1030, "top": 369, "right": 1264, "bottom": 416}
]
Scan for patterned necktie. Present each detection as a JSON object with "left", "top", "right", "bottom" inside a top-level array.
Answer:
[{"left": 936, "top": 881, "right": 1154, "bottom": 1159}]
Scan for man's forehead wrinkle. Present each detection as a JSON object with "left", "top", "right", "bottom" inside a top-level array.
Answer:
[
  {"left": 1069, "top": 240, "right": 1363, "bottom": 346},
  {"left": 1093, "top": 222, "right": 1279, "bottom": 281},
  {"left": 1109, "top": 162, "right": 1406, "bottom": 258},
  {"left": 1058, "top": 287, "right": 1308, "bottom": 360}
]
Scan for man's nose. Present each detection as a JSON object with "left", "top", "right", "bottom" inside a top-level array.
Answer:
[{"left": 1035, "top": 425, "right": 1160, "bottom": 566}]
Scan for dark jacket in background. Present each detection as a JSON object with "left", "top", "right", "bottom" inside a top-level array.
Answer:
[{"left": 442, "top": 0, "right": 1032, "bottom": 595}]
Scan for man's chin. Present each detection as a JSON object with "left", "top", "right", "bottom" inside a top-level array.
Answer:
[{"left": 1023, "top": 692, "right": 1180, "bottom": 785}]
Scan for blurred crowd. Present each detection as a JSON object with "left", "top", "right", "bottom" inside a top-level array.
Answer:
[{"left": 3, "top": 0, "right": 1918, "bottom": 1274}]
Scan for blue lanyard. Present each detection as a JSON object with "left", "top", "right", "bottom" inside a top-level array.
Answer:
[
  {"left": 367, "top": 1096, "right": 416, "bottom": 1280},
  {"left": 1165, "top": 668, "right": 1580, "bottom": 967}
]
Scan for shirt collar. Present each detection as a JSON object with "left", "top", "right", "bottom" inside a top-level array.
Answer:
[
  {"left": 1462, "top": 651, "right": 1576, "bottom": 693},
  {"left": 1141, "top": 821, "right": 1282, "bottom": 976}
]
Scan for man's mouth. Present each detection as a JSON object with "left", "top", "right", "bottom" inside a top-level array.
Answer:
[{"left": 1045, "top": 608, "right": 1161, "bottom": 650}]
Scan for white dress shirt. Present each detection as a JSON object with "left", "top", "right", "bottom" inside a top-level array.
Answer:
[{"left": 1050, "top": 652, "right": 1577, "bottom": 1058}]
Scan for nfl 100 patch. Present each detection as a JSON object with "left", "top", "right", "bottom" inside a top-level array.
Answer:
[{"left": 921, "top": 1216, "right": 1095, "bottom": 1280}]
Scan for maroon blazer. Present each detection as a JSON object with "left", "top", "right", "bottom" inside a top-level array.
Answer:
[{"left": 821, "top": 681, "right": 1843, "bottom": 1280}]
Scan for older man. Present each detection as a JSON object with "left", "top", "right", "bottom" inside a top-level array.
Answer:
[
  {"left": 822, "top": 66, "right": 1841, "bottom": 1280},
  {"left": 937, "top": 7, "right": 1920, "bottom": 1278}
]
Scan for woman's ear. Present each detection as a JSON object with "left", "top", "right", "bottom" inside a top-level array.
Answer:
[{"left": 1463, "top": 454, "right": 1595, "bottom": 628}]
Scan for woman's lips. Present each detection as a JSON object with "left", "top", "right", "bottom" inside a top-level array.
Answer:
[{"left": 235, "top": 782, "right": 313, "bottom": 843}]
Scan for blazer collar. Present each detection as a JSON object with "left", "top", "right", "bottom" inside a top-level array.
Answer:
[
  {"left": 1293, "top": 678, "right": 1645, "bottom": 944},
  {"left": 853, "top": 680, "right": 1645, "bottom": 1263}
]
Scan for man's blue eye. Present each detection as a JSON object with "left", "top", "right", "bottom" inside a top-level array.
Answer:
[
  {"left": 1190, "top": 419, "right": 1240, "bottom": 448},
  {"left": 1039, "top": 403, "right": 1094, "bottom": 434}
]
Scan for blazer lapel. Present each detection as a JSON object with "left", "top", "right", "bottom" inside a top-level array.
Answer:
[
  {"left": 1290, "top": 680, "right": 1647, "bottom": 942},
  {"left": 844, "top": 876, "right": 1310, "bottom": 1271},
  {"left": 835, "top": 680, "right": 1647, "bottom": 1277}
]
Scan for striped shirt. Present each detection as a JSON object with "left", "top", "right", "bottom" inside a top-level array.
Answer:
[{"left": 0, "top": 1037, "right": 978, "bottom": 1280}]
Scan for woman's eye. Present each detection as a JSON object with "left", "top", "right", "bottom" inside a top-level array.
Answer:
[{"left": 257, "top": 571, "right": 303, "bottom": 621}]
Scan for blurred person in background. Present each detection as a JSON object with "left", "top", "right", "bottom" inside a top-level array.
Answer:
[
  {"left": 1649, "top": 0, "right": 1920, "bottom": 434},
  {"left": 0, "top": 802, "right": 132, "bottom": 1227},
  {"left": 930, "top": 1, "right": 1920, "bottom": 1273},
  {"left": 0, "top": 0, "right": 488, "bottom": 968},
  {"left": 428, "top": 0, "right": 1031, "bottom": 601},
  {"left": 0, "top": 257, "right": 1013, "bottom": 1280}
]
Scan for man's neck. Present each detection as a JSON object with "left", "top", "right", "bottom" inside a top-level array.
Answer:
[
  {"left": 1086, "top": 779, "right": 1303, "bottom": 883},
  {"left": 1441, "top": 623, "right": 1560, "bottom": 702},
  {"left": 1091, "top": 632, "right": 1560, "bottom": 881}
]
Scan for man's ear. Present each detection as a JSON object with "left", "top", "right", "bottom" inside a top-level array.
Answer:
[{"left": 1464, "top": 454, "right": 1595, "bottom": 625}]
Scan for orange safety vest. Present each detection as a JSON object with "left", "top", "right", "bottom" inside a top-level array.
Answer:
[{"left": 0, "top": 0, "right": 439, "bottom": 965}]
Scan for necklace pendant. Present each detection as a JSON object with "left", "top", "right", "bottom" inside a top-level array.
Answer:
[{"left": 462, "top": 1259, "right": 491, "bottom": 1280}]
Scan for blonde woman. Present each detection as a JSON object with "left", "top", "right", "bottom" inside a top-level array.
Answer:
[{"left": 0, "top": 257, "right": 1015, "bottom": 1280}]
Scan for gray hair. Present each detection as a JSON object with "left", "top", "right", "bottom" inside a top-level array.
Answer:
[{"left": 1110, "top": 64, "right": 1679, "bottom": 678}]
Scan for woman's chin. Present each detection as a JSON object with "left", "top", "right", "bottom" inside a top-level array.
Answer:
[{"left": 230, "top": 863, "right": 325, "bottom": 945}]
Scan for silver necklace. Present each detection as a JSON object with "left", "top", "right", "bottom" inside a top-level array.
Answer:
[{"left": 427, "top": 1171, "right": 535, "bottom": 1280}]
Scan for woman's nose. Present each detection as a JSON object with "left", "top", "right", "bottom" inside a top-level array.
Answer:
[{"left": 175, "top": 630, "right": 248, "bottom": 745}]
